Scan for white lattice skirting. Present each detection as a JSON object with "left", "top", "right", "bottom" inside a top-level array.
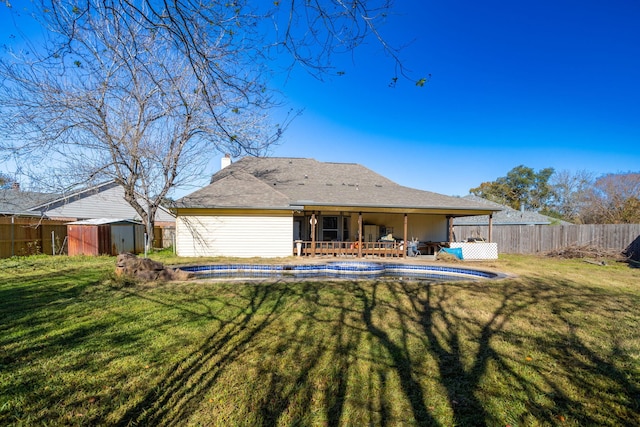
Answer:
[{"left": 449, "top": 242, "right": 499, "bottom": 260}]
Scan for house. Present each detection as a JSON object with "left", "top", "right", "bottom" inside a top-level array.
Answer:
[
  {"left": 29, "top": 180, "right": 175, "bottom": 248},
  {"left": 1, "top": 187, "right": 68, "bottom": 257},
  {"left": 30, "top": 181, "right": 175, "bottom": 224},
  {"left": 0, "top": 187, "right": 58, "bottom": 217},
  {"left": 453, "top": 195, "right": 571, "bottom": 241},
  {"left": 174, "top": 157, "right": 501, "bottom": 259},
  {"left": 0, "top": 181, "right": 175, "bottom": 257}
]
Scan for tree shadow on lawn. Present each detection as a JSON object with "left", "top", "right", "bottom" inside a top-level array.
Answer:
[
  {"left": 0, "top": 267, "right": 125, "bottom": 423},
  {"left": 116, "top": 280, "right": 305, "bottom": 426},
  {"left": 114, "top": 276, "right": 639, "bottom": 426},
  {"left": 403, "top": 277, "right": 640, "bottom": 426},
  {"left": 0, "top": 266, "right": 107, "bottom": 366},
  {"left": 4, "top": 269, "right": 638, "bottom": 426},
  {"left": 116, "top": 281, "right": 370, "bottom": 426}
]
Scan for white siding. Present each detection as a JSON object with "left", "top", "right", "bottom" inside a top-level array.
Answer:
[
  {"left": 409, "top": 215, "right": 449, "bottom": 241},
  {"left": 42, "top": 186, "right": 175, "bottom": 222},
  {"left": 176, "top": 214, "right": 293, "bottom": 258},
  {"left": 348, "top": 213, "right": 448, "bottom": 242}
]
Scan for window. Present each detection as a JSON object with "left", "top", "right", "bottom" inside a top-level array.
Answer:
[
  {"left": 293, "top": 219, "right": 303, "bottom": 241},
  {"left": 343, "top": 217, "right": 350, "bottom": 241},
  {"left": 322, "top": 216, "right": 338, "bottom": 241}
]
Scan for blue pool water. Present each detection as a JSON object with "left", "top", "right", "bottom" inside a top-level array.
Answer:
[{"left": 181, "top": 262, "right": 498, "bottom": 282}]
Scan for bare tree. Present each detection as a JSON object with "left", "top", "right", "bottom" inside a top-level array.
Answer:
[
  {"left": 582, "top": 172, "right": 640, "bottom": 224},
  {"left": 548, "top": 169, "right": 594, "bottom": 223},
  {"left": 0, "top": 1, "right": 416, "bottom": 246},
  {"left": 0, "top": 172, "right": 16, "bottom": 190}
]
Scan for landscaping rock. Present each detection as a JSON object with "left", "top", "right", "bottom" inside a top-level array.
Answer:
[{"left": 115, "top": 253, "right": 191, "bottom": 281}]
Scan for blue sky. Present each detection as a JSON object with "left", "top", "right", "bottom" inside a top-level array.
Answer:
[
  {"left": 261, "top": 0, "right": 640, "bottom": 196},
  {"left": 1, "top": 1, "right": 639, "bottom": 197}
]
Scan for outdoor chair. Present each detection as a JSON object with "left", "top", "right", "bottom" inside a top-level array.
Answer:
[{"left": 407, "top": 240, "right": 421, "bottom": 257}]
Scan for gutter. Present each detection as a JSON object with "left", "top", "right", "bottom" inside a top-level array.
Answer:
[
  {"left": 293, "top": 201, "right": 500, "bottom": 212},
  {"left": 172, "top": 205, "right": 296, "bottom": 211}
]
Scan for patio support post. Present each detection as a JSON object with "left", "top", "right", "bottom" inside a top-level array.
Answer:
[
  {"left": 403, "top": 214, "right": 408, "bottom": 258},
  {"left": 488, "top": 213, "right": 493, "bottom": 243},
  {"left": 447, "top": 216, "right": 454, "bottom": 242},
  {"left": 358, "top": 212, "right": 362, "bottom": 258},
  {"left": 311, "top": 213, "right": 316, "bottom": 257}
]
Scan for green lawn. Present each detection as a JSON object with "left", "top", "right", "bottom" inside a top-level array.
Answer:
[{"left": 1, "top": 254, "right": 638, "bottom": 426}]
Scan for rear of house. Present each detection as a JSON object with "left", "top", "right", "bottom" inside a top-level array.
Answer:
[{"left": 174, "top": 157, "right": 500, "bottom": 259}]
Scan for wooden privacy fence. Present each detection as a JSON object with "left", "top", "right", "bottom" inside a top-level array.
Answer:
[
  {"left": 0, "top": 217, "right": 68, "bottom": 258},
  {"left": 455, "top": 224, "right": 640, "bottom": 259}
]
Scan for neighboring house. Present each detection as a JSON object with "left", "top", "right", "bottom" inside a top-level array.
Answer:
[
  {"left": 453, "top": 195, "right": 571, "bottom": 241},
  {"left": 1, "top": 188, "right": 67, "bottom": 257},
  {"left": 0, "top": 181, "right": 176, "bottom": 257},
  {"left": 0, "top": 187, "right": 58, "bottom": 217},
  {"left": 30, "top": 181, "right": 175, "bottom": 225},
  {"left": 174, "top": 157, "right": 501, "bottom": 258},
  {"left": 31, "top": 180, "right": 176, "bottom": 248}
]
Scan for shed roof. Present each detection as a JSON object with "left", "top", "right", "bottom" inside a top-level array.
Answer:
[
  {"left": 176, "top": 157, "right": 500, "bottom": 215},
  {"left": 66, "top": 218, "right": 144, "bottom": 226}
]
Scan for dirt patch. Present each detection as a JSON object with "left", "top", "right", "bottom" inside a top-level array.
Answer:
[{"left": 115, "top": 253, "right": 192, "bottom": 282}]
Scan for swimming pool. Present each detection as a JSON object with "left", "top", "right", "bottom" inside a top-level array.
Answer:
[{"left": 181, "top": 261, "right": 499, "bottom": 282}]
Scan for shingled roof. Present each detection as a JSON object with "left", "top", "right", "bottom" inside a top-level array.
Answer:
[
  {"left": 454, "top": 195, "right": 571, "bottom": 225},
  {"left": 177, "top": 157, "right": 498, "bottom": 215},
  {"left": 0, "top": 189, "right": 59, "bottom": 216}
]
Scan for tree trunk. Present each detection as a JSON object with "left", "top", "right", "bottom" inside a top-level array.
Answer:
[{"left": 145, "top": 217, "right": 155, "bottom": 252}]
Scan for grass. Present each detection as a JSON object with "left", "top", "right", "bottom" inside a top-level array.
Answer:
[{"left": 0, "top": 253, "right": 638, "bottom": 426}]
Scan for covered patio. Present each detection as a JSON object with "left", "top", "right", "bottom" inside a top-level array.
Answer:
[{"left": 292, "top": 209, "right": 496, "bottom": 258}]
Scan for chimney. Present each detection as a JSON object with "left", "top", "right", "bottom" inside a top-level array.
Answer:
[
  {"left": 12, "top": 182, "right": 20, "bottom": 191},
  {"left": 221, "top": 154, "right": 232, "bottom": 170}
]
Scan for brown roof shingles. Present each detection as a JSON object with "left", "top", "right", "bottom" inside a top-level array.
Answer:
[
  {"left": 178, "top": 171, "right": 291, "bottom": 209},
  {"left": 177, "top": 157, "right": 499, "bottom": 213}
]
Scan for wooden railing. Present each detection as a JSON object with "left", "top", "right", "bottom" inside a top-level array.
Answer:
[{"left": 295, "top": 241, "right": 403, "bottom": 257}]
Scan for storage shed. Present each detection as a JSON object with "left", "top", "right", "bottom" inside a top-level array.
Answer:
[{"left": 67, "top": 219, "right": 145, "bottom": 256}]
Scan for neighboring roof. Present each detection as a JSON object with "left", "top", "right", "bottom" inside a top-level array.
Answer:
[
  {"left": 176, "top": 157, "right": 500, "bottom": 215},
  {"left": 31, "top": 181, "right": 120, "bottom": 211},
  {"left": 31, "top": 181, "right": 175, "bottom": 222},
  {"left": 1, "top": 181, "right": 175, "bottom": 222},
  {"left": 0, "top": 189, "right": 60, "bottom": 216},
  {"left": 454, "top": 195, "right": 571, "bottom": 225}
]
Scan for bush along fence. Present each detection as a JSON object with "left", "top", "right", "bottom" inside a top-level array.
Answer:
[{"left": 454, "top": 223, "right": 640, "bottom": 261}]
